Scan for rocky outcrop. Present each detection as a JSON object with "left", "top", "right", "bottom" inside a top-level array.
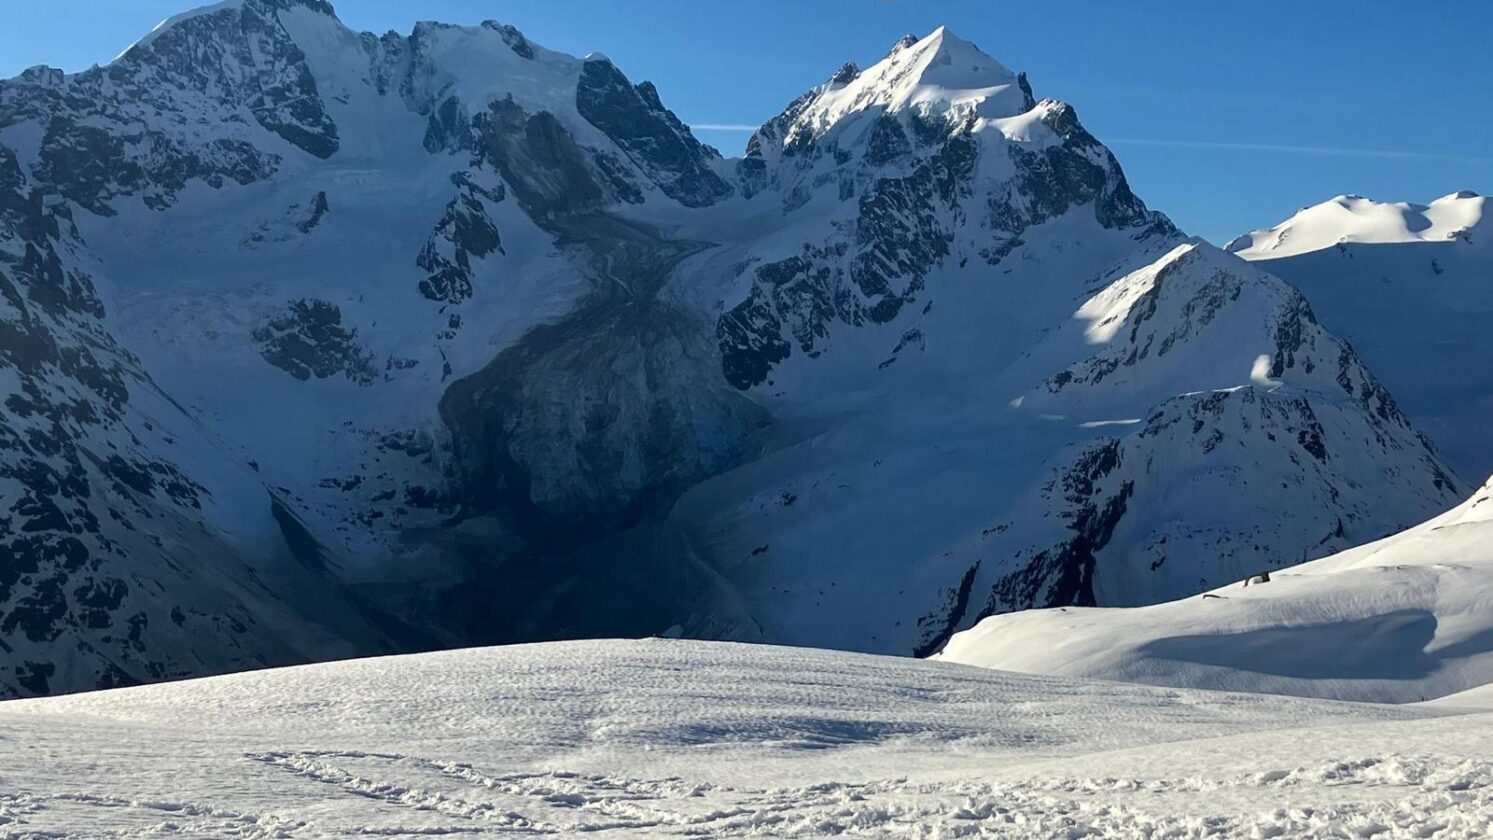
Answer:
[
  {"left": 418, "top": 175, "right": 505, "bottom": 304},
  {"left": 252, "top": 299, "right": 379, "bottom": 384},
  {"left": 0, "top": 0, "right": 348, "bottom": 217},
  {"left": 575, "top": 57, "right": 731, "bottom": 208}
]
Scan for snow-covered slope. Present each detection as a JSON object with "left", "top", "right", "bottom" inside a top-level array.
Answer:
[
  {"left": 6, "top": 639, "right": 1493, "bottom": 838},
  {"left": 1228, "top": 191, "right": 1486, "bottom": 259},
  {"left": 940, "top": 475, "right": 1493, "bottom": 704},
  {"left": 1227, "top": 191, "right": 1493, "bottom": 479},
  {"left": 0, "top": 0, "right": 1468, "bottom": 695}
]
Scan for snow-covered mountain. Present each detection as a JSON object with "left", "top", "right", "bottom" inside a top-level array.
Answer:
[
  {"left": 940, "top": 474, "right": 1493, "bottom": 704},
  {"left": 655, "top": 238, "right": 1460, "bottom": 656},
  {"left": 0, "top": 0, "right": 1465, "bottom": 695},
  {"left": 1227, "top": 191, "right": 1493, "bottom": 479},
  {"left": 1228, "top": 191, "right": 1485, "bottom": 259}
]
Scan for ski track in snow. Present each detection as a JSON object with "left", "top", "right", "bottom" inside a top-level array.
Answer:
[{"left": 3, "top": 640, "right": 1493, "bottom": 838}]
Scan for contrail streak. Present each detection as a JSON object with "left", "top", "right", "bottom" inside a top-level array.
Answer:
[{"left": 1107, "top": 138, "right": 1492, "bottom": 165}]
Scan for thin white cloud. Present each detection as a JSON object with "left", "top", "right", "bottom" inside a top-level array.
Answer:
[
  {"left": 692, "top": 123, "right": 760, "bottom": 132},
  {"left": 1108, "top": 138, "right": 1493, "bottom": 165}
]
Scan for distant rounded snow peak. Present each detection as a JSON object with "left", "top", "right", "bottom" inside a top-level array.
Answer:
[{"left": 1228, "top": 191, "right": 1486, "bottom": 259}]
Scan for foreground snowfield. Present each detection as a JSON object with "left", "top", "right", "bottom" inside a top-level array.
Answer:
[{"left": 2, "top": 639, "right": 1492, "bottom": 838}]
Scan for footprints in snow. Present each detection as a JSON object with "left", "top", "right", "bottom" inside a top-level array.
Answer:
[{"left": 4, "top": 751, "right": 1491, "bottom": 836}]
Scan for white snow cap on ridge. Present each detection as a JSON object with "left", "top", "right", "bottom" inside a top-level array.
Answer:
[
  {"left": 1227, "top": 190, "right": 1485, "bottom": 260},
  {"left": 117, "top": 0, "right": 344, "bottom": 61},
  {"left": 786, "top": 26, "right": 1031, "bottom": 133},
  {"left": 118, "top": 0, "right": 246, "bottom": 58}
]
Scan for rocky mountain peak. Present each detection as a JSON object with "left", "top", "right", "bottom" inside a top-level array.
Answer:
[
  {"left": 862, "top": 26, "right": 1023, "bottom": 108},
  {"left": 886, "top": 33, "right": 920, "bottom": 57},
  {"left": 829, "top": 62, "right": 861, "bottom": 86},
  {"left": 250, "top": 0, "right": 338, "bottom": 14},
  {"left": 744, "top": 25, "right": 1033, "bottom": 162}
]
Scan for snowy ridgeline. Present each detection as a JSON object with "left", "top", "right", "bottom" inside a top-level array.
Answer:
[{"left": 2, "top": 639, "right": 1492, "bottom": 838}]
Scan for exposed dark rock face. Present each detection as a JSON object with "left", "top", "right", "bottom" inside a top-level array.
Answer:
[
  {"left": 718, "top": 95, "right": 1176, "bottom": 390},
  {"left": 984, "top": 440, "right": 1130, "bottom": 618},
  {"left": 297, "top": 191, "right": 330, "bottom": 233},
  {"left": 0, "top": 0, "right": 346, "bottom": 219},
  {"left": 121, "top": 0, "right": 342, "bottom": 159},
  {"left": 253, "top": 299, "right": 378, "bottom": 384},
  {"left": 30, "top": 120, "right": 276, "bottom": 216},
  {"left": 990, "top": 101, "right": 1167, "bottom": 245},
  {"left": 242, "top": 191, "right": 331, "bottom": 246},
  {"left": 483, "top": 20, "right": 536, "bottom": 60},
  {"left": 0, "top": 151, "right": 131, "bottom": 656},
  {"left": 575, "top": 57, "right": 732, "bottom": 208},
  {"left": 421, "top": 96, "right": 472, "bottom": 154},
  {"left": 481, "top": 98, "right": 607, "bottom": 217},
  {"left": 418, "top": 175, "right": 505, "bottom": 304}
]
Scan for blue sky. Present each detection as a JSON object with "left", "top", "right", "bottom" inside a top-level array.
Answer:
[{"left": 2, "top": 0, "right": 1489, "bottom": 242}]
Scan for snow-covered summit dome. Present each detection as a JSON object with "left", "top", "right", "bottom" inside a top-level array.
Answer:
[{"left": 1227, "top": 191, "right": 1486, "bottom": 259}]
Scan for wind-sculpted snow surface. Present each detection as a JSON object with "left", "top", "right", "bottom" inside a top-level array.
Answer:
[
  {"left": 0, "top": 0, "right": 1469, "bottom": 694},
  {"left": 941, "top": 476, "right": 1493, "bottom": 704},
  {"left": 3, "top": 640, "right": 1493, "bottom": 838}
]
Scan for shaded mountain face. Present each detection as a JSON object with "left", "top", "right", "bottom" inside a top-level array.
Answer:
[
  {"left": 0, "top": 1, "right": 1464, "bottom": 694},
  {"left": 0, "top": 139, "right": 390, "bottom": 698},
  {"left": 1228, "top": 192, "right": 1493, "bottom": 481}
]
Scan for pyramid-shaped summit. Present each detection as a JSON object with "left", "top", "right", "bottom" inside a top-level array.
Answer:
[
  {"left": 750, "top": 26, "right": 1035, "bottom": 160},
  {"left": 847, "top": 27, "right": 1025, "bottom": 112}
]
